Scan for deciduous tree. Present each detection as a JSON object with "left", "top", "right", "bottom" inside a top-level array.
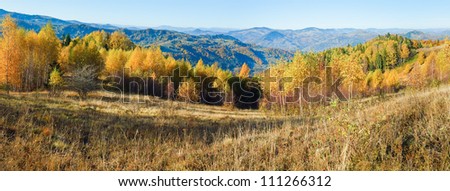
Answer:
[
  {"left": 400, "top": 43, "right": 410, "bottom": 62},
  {"left": 239, "top": 63, "right": 250, "bottom": 78},
  {"left": 105, "top": 49, "right": 129, "bottom": 76},
  {"left": 0, "top": 15, "right": 26, "bottom": 93},
  {"left": 108, "top": 31, "right": 134, "bottom": 50}
]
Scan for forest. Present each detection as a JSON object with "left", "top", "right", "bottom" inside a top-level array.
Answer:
[{"left": 1, "top": 15, "right": 449, "bottom": 107}]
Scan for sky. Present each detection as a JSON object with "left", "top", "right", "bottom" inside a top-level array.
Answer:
[{"left": 1, "top": 0, "right": 449, "bottom": 29}]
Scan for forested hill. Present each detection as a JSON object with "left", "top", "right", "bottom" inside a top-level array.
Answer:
[
  {"left": 0, "top": 9, "right": 292, "bottom": 71},
  {"left": 122, "top": 29, "right": 292, "bottom": 71},
  {"left": 3, "top": 8, "right": 449, "bottom": 71}
]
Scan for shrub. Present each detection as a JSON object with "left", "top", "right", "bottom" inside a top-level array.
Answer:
[{"left": 67, "top": 65, "right": 99, "bottom": 100}]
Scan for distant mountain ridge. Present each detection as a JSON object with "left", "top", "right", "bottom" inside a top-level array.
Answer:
[
  {"left": 223, "top": 27, "right": 450, "bottom": 51},
  {"left": 173, "top": 26, "right": 450, "bottom": 51},
  {"left": 0, "top": 9, "right": 291, "bottom": 71}
]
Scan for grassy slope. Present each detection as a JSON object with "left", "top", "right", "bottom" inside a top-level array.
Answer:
[{"left": 0, "top": 87, "right": 449, "bottom": 170}]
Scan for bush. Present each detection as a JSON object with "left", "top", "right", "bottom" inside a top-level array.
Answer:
[{"left": 68, "top": 65, "right": 99, "bottom": 100}]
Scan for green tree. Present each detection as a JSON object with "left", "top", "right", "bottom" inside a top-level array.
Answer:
[
  {"left": 375, "top": 53, "right": 384, "bottom": 71},
  {"left": 63, "top": 34, "right": 71, "bottom": 47}
]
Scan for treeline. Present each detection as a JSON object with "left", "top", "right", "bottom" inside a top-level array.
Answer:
[
  {"left": 0, "top": 16, "right": 260, "bottom": 108},
  {"left": 0, "top": 16, "right": 60, "bottom": 92}
]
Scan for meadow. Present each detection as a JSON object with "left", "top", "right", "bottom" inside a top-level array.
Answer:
[{"left": 1, "top": 86, "right": 448, "bottom": 170}]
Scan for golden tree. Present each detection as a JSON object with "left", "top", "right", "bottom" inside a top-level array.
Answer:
[
  {"left": 194, "top": 59, "right": 207, "bottom": 78},
  {"left": 0, "top": 15, "right": 26, "bottom": 92},
  {"left": 22, "top": 30, "right": 39, "bottom": 91},
  {"left": 49, "top": 68, "right": 64, "bottom": 95},
  {"left": 105, "top": 49, "right": 129, "bottom": 76},
  {"left": 283, "top": 52, "right": 308, "bottom": 95},
  {"left": 37, "top": 23, "right": 61, "bottom": 87},
  {"left": 177, "top": 59, "right": 192, "bottom": 78},
  {"left": 66, "top": 41, "right": 104, "bottom": 75},
  {"left": 239, "top": 63, "right": 250, "bottom": 78},
  {"left": 125, "top": 47, "right": 147, "bottom": 76},
  {"left": 370, "top": 69, "right": 384, "bottom": 94},
  {"left": 338, "top": 53, "right": 365, "bottom": 93},
  {"left": 417, "top": 51, "right": 426, "bottom": 65},
  {"left": 421, "top": 51, "right": 438, "bottom": 84},
  {"left": 382, "top": 69, "right": 399, "bottom": 92},
  {"left": 108, "top": 31, "right": 134, "bottom": 50},
  {"left": 177, "top": 79, "right": 200, "bottom": 103},
  {"left": 144, "top": 46, "right": 166, "bottom": 78},
  {"left": 83, "top": 30, "right": 108, "bottom": 49},
  {"left": 385, "top": 40, "right": 399, "bottom": 68},
  {"left": 436, "top": 42, "right": 450, "bottom": 82},
  {"left": 400, "top": 43, "right": 410, "bottom": 62},
  {"left": 164, "top": 56, "right": 178, "bottom": 78}
]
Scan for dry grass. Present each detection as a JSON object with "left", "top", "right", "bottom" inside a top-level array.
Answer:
[{"left": 0, "top": 86, "right": 449, "bottom": 170}]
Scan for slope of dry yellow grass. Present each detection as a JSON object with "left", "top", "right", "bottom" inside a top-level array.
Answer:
[{"left": 0, "top": 86, "right": 449, "bottom": 170}]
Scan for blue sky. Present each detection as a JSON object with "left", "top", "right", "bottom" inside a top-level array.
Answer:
[{"left": 1, "top": 0, "right": 449, "bottom": 29}]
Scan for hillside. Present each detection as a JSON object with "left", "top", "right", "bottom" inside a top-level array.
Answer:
[{"left": 1, "top": 86, "right": 448, "bottom": 170}]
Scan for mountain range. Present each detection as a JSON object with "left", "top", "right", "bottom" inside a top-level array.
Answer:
[
  {"left": 220, "top": 27, "right": 450, "bottom": 51},
  {"left": 0, "top": 9, "right": 291, "bottom": 71},
  {"left": 1, "top": 8, "right": 450, "bottom": 71}
]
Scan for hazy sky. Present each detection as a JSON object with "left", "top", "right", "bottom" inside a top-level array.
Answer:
[{"left": 1, "top": 0, "right": 449, "bottom": 29}]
